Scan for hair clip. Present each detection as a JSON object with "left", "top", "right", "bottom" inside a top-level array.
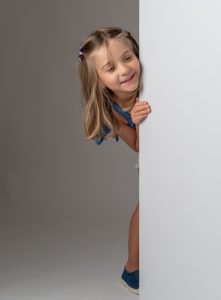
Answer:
[{"left": 79, "top": 47, "right": 84, "bottom": 61}]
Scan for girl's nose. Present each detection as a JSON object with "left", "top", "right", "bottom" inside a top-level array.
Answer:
[{"left": 119, "top": 63, "right": 130, "bottom": 76}]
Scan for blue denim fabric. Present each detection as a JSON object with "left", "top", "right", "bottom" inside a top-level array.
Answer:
[
  {"left": 95, "top": 125, "right": 119, "bottom": 145},
  {"left": 95, "top": 101, "right": 136, "bottom": 145}
]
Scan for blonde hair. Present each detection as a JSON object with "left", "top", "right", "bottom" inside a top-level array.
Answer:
[{"left": 77, "top": 26, "right": 143, "bottom": 142}]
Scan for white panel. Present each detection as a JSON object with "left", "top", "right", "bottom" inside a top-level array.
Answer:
[{"left": 140, "top": 1, "right": 221, "bottom": 299}]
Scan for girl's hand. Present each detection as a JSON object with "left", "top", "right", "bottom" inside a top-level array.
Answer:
[{"left": 131, "top": 97, "right": 152, "bottom": 125}]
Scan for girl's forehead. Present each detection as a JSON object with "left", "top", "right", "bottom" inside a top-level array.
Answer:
[{"left": 91, "top": 39, "right": 132, "bottom": 66}]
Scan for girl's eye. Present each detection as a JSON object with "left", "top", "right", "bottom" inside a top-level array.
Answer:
[
  {"left": 125, "top": 56, "right": 132, "bottom": 61},
  {"left": 107, "top": 66, "right": 115, "bottom": 72}
]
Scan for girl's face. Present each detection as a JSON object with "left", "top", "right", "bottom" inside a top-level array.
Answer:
[{"left": 92, "top": 39, "right": 140, "bottom": 103}]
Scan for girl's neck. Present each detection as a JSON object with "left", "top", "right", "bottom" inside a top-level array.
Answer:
[{"left": 112, "top": 94, "right": 135, "bottom": 109}]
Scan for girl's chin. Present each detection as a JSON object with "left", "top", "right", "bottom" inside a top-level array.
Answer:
[{"left": 122, "top": 82, "right": 139, "bottom": 92}]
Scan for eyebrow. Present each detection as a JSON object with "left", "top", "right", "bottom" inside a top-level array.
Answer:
[{"left": 101, "top": 50, "right": 132, "bottom": 70}]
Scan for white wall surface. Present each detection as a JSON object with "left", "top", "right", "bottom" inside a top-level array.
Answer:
[{"left": 140, "top": 1, "right": 221, "bottom": 299}]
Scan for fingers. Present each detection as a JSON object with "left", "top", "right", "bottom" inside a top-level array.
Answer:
[
  {"left": 135, "top": 98, "right": 151, "bottom": 108},
  {"left": 136, "top": 97, "right": 150, "bottom": 104},
  {"left": 133, "top": 102, "right": 151, "bottom": 115},
  {"left": 132, "top": 98, "right": 152, "bottom": 125},
  {"left": 136, "top": 104, "right": 151, "bottom": 113},
  {"left": 135, "top": 100, "right": 150, "bottom": 106}
]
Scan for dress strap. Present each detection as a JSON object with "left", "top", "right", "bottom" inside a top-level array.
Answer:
[
  {"left": 111, "top": 101, "right": 136, "bottom": 129},
  {"left": 95, "top": 125, "right": 119, "bottom": 145},
  {"left": 94, "top": 100, "right": 135, "bottom": 145}
]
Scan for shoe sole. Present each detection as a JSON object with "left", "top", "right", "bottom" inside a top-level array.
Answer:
[{"left": 120, "top": 278, "right": 139, "bottom": 295}]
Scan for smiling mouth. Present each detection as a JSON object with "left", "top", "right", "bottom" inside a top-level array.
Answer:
[{"left": 121, "top": 73, "right": 135, "bottom": 84}]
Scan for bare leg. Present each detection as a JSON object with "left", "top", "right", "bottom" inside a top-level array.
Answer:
[{"left": 125, "top": 202, "right": 139, "bottom": 272}]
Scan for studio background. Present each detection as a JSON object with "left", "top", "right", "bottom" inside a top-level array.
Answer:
[{"left": 0, "top": 1, "right": 139, "bottom": 299}]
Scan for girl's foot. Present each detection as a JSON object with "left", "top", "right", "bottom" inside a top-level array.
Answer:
[{"left": 120, "top": 266, "right": 139, "bottom": 295}]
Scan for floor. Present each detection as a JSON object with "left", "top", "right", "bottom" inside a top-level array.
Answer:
[{"left": 0, "top": 220, "right": 138, "bottom": 300}]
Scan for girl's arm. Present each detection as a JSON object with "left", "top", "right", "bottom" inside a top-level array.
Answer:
[
  {"left": 130, "top": 97, "right": 152, "bottom": 152},
  {"left": 109, "top": 110, "right": 139, "bottom": 152},
  {"left": 116, "top": 122, "right": 139, "bottom": 153},
  {"left": 135, "top": 124, "right": 139, "bottom": 152}
]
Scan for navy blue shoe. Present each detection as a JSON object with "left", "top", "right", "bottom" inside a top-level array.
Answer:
[{"left": 120, "top": 266, "right": 139, "bottom": 295}]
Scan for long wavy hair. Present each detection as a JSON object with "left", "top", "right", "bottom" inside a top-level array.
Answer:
[{"left": 77, "top": 26, "right": 143, "bottom": 142}]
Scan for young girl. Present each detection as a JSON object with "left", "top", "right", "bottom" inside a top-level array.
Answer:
[{"left": 77, "top": 26, "right": 151, "bottom": 295}]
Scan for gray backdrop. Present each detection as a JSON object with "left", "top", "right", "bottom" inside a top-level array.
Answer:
[{"left": 0, "top": 1, "right": 139, "bottom": 299}]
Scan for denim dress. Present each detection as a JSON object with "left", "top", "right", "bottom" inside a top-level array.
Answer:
[{"left": 95, "top": 100, "right": 139, "bottom": 173}]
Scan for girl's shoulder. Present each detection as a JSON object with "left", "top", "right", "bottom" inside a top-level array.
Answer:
[
  {"left": 113, "top": 109, "right": 129, "bottom": 125},
  {"left": 111, "top": 101, "right": 135, "bottom": 124},
  {"left": 94, "top": 100, "right": 135, "bottom": 145}
]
